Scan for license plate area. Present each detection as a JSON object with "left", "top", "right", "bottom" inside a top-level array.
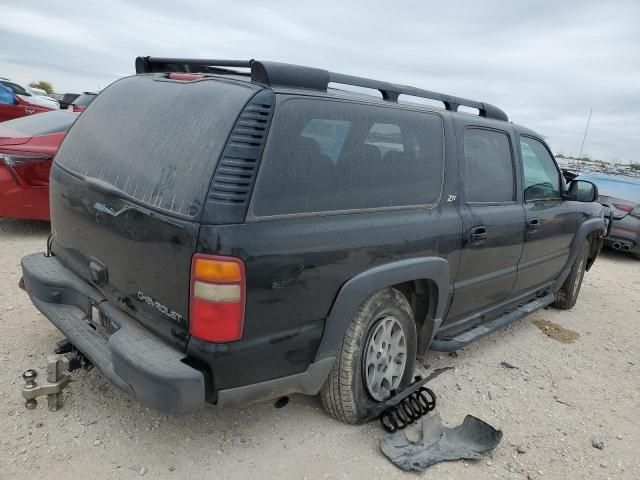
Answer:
[{"left": 90, "top": 304, "right": 112, "bottom": 337}]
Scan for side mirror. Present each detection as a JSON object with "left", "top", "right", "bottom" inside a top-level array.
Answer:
[{"left": 568, "top": 180, "right": 598, "bottom": 202}]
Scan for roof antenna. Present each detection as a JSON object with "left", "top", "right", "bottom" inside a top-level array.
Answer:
[{"left": 578, "top": 108, "right": 593, "bottom": 159}]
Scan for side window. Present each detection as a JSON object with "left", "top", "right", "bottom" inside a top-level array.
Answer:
[
  {"left": 253, "top": 99, "right": 445, "bottom": 216},
  {"left": 365, "top": 123, "right": 404, "bottom": 156},
  {"left": 301, "top": 119, "right": 350, "bottom": 162},
  {"left": 520, "top": 136, "right": 561, "bottom": 201},
  {"left": 463, "top": 128, "right": 514, "bottom": 203}
]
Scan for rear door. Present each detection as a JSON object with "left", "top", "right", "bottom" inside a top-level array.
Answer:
[
  {"left": 446, "top": 120, "right": 525, "bottom": 325},
  {"left": 49, "top": 74, "right": 259, "bottom": 349},
  {"left": 514, "top": 135, "right": 577, "bottom": 293}
]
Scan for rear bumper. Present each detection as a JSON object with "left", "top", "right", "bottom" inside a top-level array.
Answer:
[
  {"left": 605, "top": 216, "right": 640, "bottom": 254},
  {"left": 21, "top": 253, "right": 205, "bottom": 413}
]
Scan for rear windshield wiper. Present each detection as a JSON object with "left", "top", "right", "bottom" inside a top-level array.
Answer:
[{"left": 84, "top": 177, "right": 185, "bottom": 229}]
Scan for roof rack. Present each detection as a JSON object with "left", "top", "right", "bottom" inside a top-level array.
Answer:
[{"left": 135, "top": 56, "right": 508, "bottom": 121}]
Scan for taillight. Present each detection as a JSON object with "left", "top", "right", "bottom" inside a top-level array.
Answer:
[
  {"left": 0, "top": 152, "right": 51, "bottom": 167},
  {"left": 0, "top": 152, "right": 52, "bottom": 186},
  {"left": 189, "top": 254, "right": 245, "bottom": 342}
]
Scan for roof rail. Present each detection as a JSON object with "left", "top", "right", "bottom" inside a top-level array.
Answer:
[
  {"left": 135, "top": 56, "right": 508, "bottom": 121},
  {"left": 135, "top": 57, "right": 252, "bottom": 74}
]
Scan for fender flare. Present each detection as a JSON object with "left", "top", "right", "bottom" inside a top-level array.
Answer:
[
  {"left": 553, "top": 217, "right": 605, "bottom": 291},
  {"left": 313, "top": 257, "right": 450, "bottom": 363}
]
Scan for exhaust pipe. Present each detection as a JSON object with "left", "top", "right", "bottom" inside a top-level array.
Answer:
[
  {"left": 622, "top": 244, "right": 632, "bottom": 251},
  {"left": 612, "top": 242, "right": 622, "bottom": 249}
]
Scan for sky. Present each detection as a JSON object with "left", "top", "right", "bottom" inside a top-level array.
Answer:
[{"left": 1, "top": 0, "right": 639, "bottom": 163}]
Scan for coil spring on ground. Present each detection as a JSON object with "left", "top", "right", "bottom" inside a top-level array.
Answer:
[{"left": 379, "top": 386, "right": 436, "bottom": 433}]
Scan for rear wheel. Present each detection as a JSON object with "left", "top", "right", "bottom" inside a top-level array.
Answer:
[
  {"left": 320, "top": 288, "right": 417, "bottom": 424},
  {"left": 553, "top": 240, "right": 589, "bottom": 310}
]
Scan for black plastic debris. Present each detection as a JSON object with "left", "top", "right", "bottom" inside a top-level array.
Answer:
[
  {"left": 500, "top": 361, "right": 519, "bottom": 369},
  {"left": 380, "top": 413, "right": 503, "bottom": 471}
]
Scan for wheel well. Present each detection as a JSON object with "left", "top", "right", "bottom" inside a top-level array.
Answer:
[
  {"left": 585, "top": 231, "right": 601, "bottom": 271},
  {"left": 390, "top": 279, "right": 439, "bottom": 353}
]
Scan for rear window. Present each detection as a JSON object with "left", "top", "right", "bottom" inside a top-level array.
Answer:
[
  {"left": 55, "top": 75, "right": 256, "bottom": 217},
  {"left": 252, "top": 98, "right": 444, "bottom": 216},
  {"left": 72, "top": 93, "right": 97, "bottom": 106},
  {"left": 0, "top": 110, "right": 77, "bottom": 136}
]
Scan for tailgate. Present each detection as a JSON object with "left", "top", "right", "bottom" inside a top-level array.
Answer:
[{"left": 48, "top": 74, "right": 258, "bottom": 349}]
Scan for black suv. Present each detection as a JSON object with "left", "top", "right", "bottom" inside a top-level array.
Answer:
[{"left": 21, "top": 57, "right": 606, "bottom": 422}]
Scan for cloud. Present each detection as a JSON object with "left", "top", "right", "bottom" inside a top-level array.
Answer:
[{"left": 0, "top": 0, "right": 638, "bottom": 162}]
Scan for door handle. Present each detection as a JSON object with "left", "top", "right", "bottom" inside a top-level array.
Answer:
[
  {"left": 469, "top": 226, "right": 487, "bottom": 246},
  {"left": 528, "top": 218, "right": 540, "bottom": 233},
  {"left": 25, "top": 108, "right": 35, "bottom": 115}
]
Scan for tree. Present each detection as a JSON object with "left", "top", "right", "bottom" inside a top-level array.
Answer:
[{"left": 28, "top": 81, "right": 54, "bottom": 94}]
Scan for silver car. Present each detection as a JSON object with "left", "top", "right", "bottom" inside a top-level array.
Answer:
[{"left": 579, "top": 173, "right": 640, "bottom": 259}]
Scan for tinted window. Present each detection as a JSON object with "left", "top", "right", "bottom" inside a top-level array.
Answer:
[
  {"left": 253, "top": 99, "right": 444, "bottom": 216},
  {"left": 463, "top": 128, "right": 514, "bottom": 202},
  {"left": 0, "top": 81, "right": 29, "bottom": 96},
  {"left": 0, "top": 110, "right": 78, "bottom": 135},
  {"left": 73, "top": 93, "right": 97, "bottom": 107},
  {"left": 301, "top": 119, "right": 350, "bottom": 162},
  {"left": 520, "top": 136, "right": 561, "bottom": 201},
  {"left": 55, "top": 76, "right": 256, "bottom": 217}
]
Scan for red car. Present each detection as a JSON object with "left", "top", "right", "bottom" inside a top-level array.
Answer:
[
  {"left": 0, "top": 89, "right": 53, "bottom": 122},
  {"left": 0, "top": 110, "right": 78, "bottom": 221}
]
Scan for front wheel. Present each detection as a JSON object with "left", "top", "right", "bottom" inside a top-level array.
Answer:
[
  {"left": 553, "top": 240, "right": 589, "bottom": 310},
  {"left": 320, "top": 288, "right": 417, "bottom": 424}
]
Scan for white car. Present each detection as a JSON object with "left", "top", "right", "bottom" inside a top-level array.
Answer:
[
  {"left": 0, "top": 78, "right": 59, "bottom": 110},
  {"left": 28, "top": 87, "right": 62, "bottom": 109}
]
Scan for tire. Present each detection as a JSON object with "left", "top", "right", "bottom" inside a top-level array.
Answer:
[
  {"left": 553, "top": 240, "right": 589, "bottom": 310},
  {"left": 320, "top": 288, "right": 417, "bottom": 424}
]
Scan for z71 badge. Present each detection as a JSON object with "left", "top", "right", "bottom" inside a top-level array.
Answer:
[{"left": 137, "top": 291, "right": 183, "bottom": 323}]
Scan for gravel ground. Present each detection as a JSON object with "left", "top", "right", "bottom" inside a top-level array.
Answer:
[{"left": 1, "top": 217, "right": 639, "bottom": 479}]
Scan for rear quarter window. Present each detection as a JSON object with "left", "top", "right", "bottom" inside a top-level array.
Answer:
[{"left": 252, "top": 98, "right": 445, "bottom": 216}]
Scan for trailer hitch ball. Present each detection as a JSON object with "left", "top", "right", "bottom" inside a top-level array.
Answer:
[
  {"left": 23, "top": 370, "right": 39, "bottom": 409},
  {"left": 23, "top": 369, "right": 38, "bottom": 388},
  {"left": 21, "top": 355, "right": 71, "bottom": 411}
]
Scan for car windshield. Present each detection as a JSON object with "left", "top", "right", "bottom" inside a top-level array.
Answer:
[{"left": 0, "top": 110, "right": 78, "bottom": 136}]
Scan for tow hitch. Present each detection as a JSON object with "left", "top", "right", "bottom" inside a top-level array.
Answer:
[{"left": 21, "top": 349, "right": 86, "bottom": 411}]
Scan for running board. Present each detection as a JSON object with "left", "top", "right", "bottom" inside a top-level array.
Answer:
[{"left": 430, "top": 292, "right": 554, "bottom": 352}]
